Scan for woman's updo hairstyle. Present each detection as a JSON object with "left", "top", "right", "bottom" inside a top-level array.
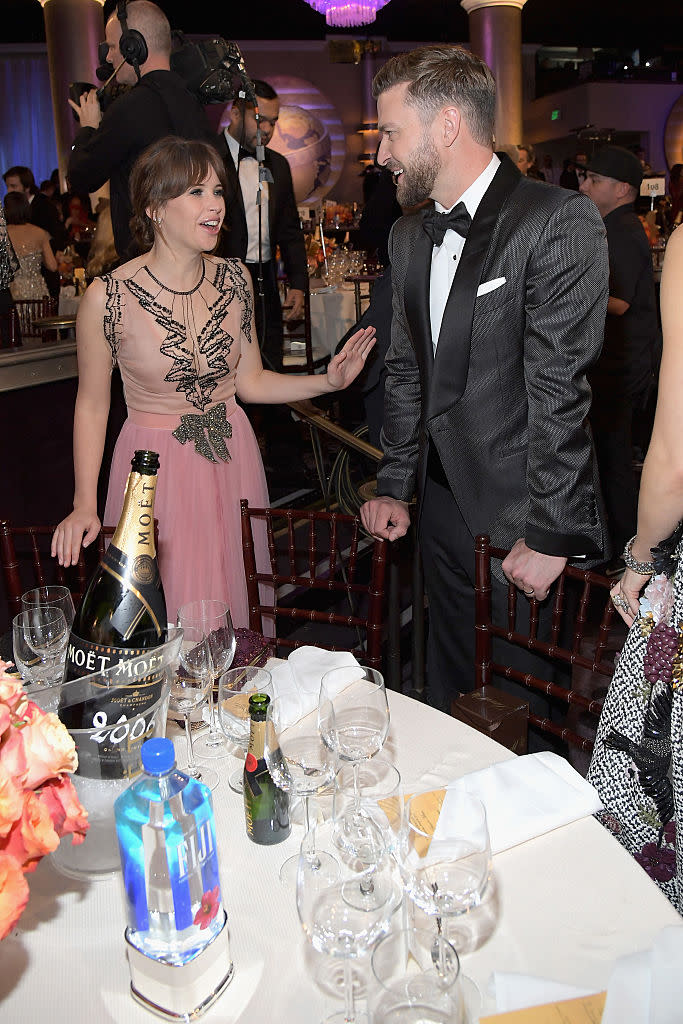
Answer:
[{"left": 129, "top": 136, "right": 228, "bottom": 251}]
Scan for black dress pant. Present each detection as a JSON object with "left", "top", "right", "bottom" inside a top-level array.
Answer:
[
  {"left": 418, "top": 451, "right": 558, "bottom": 732},
  {"left": 245, "top": 260, "right": 284, "bottom": 372},
  {"left": 590, "top": 389, "right": 637, "bottom": 557}
]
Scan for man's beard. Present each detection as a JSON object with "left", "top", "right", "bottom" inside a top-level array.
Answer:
[{"left": 395, "top": 133, "right": 440, "bottom": 208}]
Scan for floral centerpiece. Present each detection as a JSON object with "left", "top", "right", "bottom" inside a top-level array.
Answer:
[{"left": 0, "top": 660, "right": 89, "bottom": 939}]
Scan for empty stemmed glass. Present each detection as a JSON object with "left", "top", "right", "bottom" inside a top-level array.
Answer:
[
  {"left": 177, "top": 600, "right": 236, "bottom": 759},
  {"left": 332, "top": 756, "right": 403, "bottom": 910},
  {"left": 297, "top": 824, "right": 395, "bottom": 1024},
  {"left": 218, "top": 666, "right": 273, "bottom": 793},
  {"left": 21, "top": 585, "right": 75, "bottom": 631},
  {"left": 397, "top": 789, "right": 492, "bottom": 952},
  {"left": 170, "top": 625, "right": 219, "bottom": 791},
  {"left": 369, "top": 927, "right": 465, "bottom": 1024},
  {"left": 319, "top": 666, "right": 389, "bottom": 862},
  {"left": 264, "top": 696, "right": 338, "bottom": 887},
  {"left": 12, "top": 607, "right": 69, "bottom": 711}
]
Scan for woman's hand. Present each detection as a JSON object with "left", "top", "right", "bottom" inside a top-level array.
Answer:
[
  {"left": 51, "top": 509, "right": 101, "bottom": 568},
  {"left": 610, "top": 567, "right": 650, "bottom": 626},
  {"left": 326, "top": 326, "right": 376, "bottom": 391}
]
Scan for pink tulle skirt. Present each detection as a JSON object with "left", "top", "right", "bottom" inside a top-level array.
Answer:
[{"left": 104, "top": 401, "right": 270, "bottom": 628}]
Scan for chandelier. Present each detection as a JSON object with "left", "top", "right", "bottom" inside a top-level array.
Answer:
[{"left": 304, "top": 0, "right": 390, "bottom": 27}]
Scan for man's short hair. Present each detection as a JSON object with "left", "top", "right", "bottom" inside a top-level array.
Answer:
[
  {"left": 3, "top": 165, "right": 36, "bottom": 192},
  {"left": 372, "top": 45, "right": 496, "bottom": 148},
  {"left": 119, "top": 1, "right": 171, "bottom": 58},
  {"left": 251, "top": 80, "right": 278, "bottom": 102}
]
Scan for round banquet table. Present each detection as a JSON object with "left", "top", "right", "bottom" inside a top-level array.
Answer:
[{"left": 1, "top": 687, "right": 680, "bottom": 1022}]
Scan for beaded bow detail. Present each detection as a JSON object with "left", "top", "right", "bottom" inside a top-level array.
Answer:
[{"left": 172, "top": 402, "right": 233, "bottom": 463}]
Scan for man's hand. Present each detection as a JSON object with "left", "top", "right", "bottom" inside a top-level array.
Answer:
[
  {"left": 501, "top": 539, "right": 566, "bottom": 601},
  {"left": 68, "top": 89, "right": 102, "bottom": 130},
  {"left": 360, "top": 497, "right": 410, "bottom": 542},
  {"left": 284, "top": 288, "right": 305, "bottom": 320}
]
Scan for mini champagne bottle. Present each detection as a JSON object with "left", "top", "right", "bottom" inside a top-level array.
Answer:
[{"left": 243, "top": 693, "right": 290, "bottom": 845}]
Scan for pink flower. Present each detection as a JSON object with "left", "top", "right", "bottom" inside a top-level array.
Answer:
[
  {"left": 193, "top": 886, "right": 220, "bottom": 929},
  {"left": 1, "top": 792, "right": 60, "bottom": 872},
  {"left": 0, "top": 852, "right": 29, "bottom": 940},
  {"left": 0, "top": 763, "right": 24, "bottom": 839},
  {"left": 2, "top": 711, "right": 77, "bottom": 790},
  {"left": 38, "top": 776, "right": 88, "bottom": 845},
  {"left": 0, "top": 671, "right": 25, "bottom": 712}
]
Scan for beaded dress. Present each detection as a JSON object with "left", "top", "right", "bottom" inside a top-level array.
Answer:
[
  {"left": 101, "top": 254, "right": 270, "bottom": 625},
  {"left": 9, "top": 244, "right": 48, "bottom": 300}
]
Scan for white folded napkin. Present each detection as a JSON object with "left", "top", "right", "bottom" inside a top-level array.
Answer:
[
  {"left": 443, "top": 751, "right": 603, "bottom": 854},
  {"left": 267, "top": 646, "right": 361, "bottom": 728},
  {"left": 491, "top": 926, "right": 683, "bottom": 1021},
  {"left": 491, "top": 972, "right": 595, "bottom": 1013}
]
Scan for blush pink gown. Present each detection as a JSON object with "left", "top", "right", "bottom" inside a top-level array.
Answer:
[{"left": 101, "top": 255, "right": 270, "bottom": 626}]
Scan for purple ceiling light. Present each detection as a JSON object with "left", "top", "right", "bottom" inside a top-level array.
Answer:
[{"left": 304, "top": 0, "right": 390, "bottom": 27}]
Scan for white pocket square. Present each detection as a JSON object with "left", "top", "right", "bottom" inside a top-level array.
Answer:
[{"left": 476, "top": 276, "right": 506, "bottom": 297}]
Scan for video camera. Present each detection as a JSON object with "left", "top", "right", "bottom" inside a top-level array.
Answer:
[{"left": 69, "top": 34, "right": 254, "bottom": 119}]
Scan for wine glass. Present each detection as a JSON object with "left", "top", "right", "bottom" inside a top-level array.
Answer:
[
  {"left": 12, "top": 608, "right": 68, "bottom": 711},
  {"left": 177, "top": 600, "right": 236, "bottom": 759},
  {"left": 332, "top": 756, "right": 403, "bottom": 910},
  {"left": 369, "top": 927, "right": 465, "bottom": 1024},
  {"left": 397, "top": 789, "right": 492, "bottom": 952},
  {"left": 170, "top": 625, "right": 219, "bottom": 791},
  {"left": 319, "top": 666, "right": 389, "bottom": 862},
  {"left": 264, "top": 696, "right": 338, "bottom": 887},
  {"left": 297, "top": 824, "right": 395, "bottom": 1024},
  {"left": 218, "top": 666, "right": 273, "bottom": 793},
  {"left": 21, "top": 585, "right": 75, "bottom": 631}
]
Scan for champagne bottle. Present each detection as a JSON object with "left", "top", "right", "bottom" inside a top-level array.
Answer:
[
  {"left": 59, "top": 450, "right": 167, "bottom": 775},
  {"left": 243, "top": 693, "right": 290, "bottom": 845}
]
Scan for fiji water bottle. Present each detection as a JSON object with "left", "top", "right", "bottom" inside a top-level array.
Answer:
[{"left": 114, "top": 738, "right": 225, "bottom": 965}]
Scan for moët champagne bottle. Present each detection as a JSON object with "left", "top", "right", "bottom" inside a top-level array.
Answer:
[
  {"left": 59, "top": 450, "right": 167, "bottom": 774},
  {"left": 243, "top": 692, "right": 290, "bottom": 845}
]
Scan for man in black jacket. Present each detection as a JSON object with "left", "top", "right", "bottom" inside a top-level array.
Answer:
[
  {"left": 216, "top": 80, "right": 307, "bottom": 371},
  {"left": 68, "top": 0, "right": 213, "bottom": 261}
]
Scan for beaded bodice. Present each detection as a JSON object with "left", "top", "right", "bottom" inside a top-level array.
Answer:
[
  {"left": 9, "top": 247, "right": 48, "bottom": 301},
  {"left": 102, "top": 256, "right": 253, "bottom": 415}
]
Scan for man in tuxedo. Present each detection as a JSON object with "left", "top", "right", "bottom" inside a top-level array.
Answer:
[
  {"left": 360, "top": 46, "right": 609, "bottom": 711},
  {"left": 216, "top": 80, "right": 308, "bottom": 371}
]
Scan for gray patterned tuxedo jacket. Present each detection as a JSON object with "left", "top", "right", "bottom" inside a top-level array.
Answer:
[{"left": 378, "top": 155, "right": 609, "bottom": 563}]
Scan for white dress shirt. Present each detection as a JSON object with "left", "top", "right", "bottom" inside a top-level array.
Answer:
[
  {"left": 224, "top": 129, "right": 271, "bottom": 263},
  {"left": 429, "top": 154, "right": 500, "bottom": 352}
]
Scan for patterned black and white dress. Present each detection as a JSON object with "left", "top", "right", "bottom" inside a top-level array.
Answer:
[{"left": 588, "top": 530, "right": 683, "bottom": 913}]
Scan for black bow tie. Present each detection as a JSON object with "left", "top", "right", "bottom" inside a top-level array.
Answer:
[
  {"left": 238, "top": 146, "right": 254, "bottom": 163},
  {"left": 422, "top": 202, "right": 472, "bottom": 246}
]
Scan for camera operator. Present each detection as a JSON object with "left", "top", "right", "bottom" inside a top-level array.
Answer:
[{"left": 68, "top": 0, "right": 213, "bottom": 261}]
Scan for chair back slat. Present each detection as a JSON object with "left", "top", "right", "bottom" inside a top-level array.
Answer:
[
  {"left": 240, "top": 500, "right": 387, "bottom": 674},
  {"left": 474, "top": 534, "right": 617, "bottom": 753}
]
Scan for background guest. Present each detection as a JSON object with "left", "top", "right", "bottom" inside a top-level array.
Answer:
[
  {"left": 581, "top": 146, "right": 660, "bottom": 564},
  {"left": 3, "top": 164, "right": 66, "bottom": 297},
  {"left": 4, "top": 191, "right": 57, "bottom": 300},
  {"left": 216, "top": 79, "right": 307, "bottom": 372},
  {"left": 0, "top": 199, "right": 20, "bottom": 346}
]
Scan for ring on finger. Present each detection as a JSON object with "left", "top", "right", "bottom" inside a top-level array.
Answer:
[{"left": 522, "top": 586, "right": 534, "bottom": 596}]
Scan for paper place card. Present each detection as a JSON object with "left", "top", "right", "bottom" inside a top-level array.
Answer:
[{"left": 481, "top": 991, "right": 606, "bottom": 1023}]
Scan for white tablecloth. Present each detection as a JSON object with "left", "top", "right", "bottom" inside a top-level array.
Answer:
[
  {"left": 1, "top": 689, "right": 679, "bottom": 1022},
  {"left": 309, "top": 286, "right": 358, "bottom": 357}
]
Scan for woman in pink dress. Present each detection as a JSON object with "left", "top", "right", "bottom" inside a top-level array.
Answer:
[{"left": 51, "top": 137, "right": 375, "bottom": 623}]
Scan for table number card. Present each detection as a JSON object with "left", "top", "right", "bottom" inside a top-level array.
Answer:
[{"left": 481, "top": 991, "right": 606, "bottom": 1023}]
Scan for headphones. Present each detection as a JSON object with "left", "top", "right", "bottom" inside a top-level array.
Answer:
[{"left": 117, "top": 0, "right": 148, "bottom": 76}]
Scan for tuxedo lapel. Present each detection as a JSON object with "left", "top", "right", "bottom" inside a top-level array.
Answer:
[
  {"left": 403, "top": 219, "right": 434, "bottom": 387},
  {"left": 427, "top": 155, "right": 520, "bottom": 421}
]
